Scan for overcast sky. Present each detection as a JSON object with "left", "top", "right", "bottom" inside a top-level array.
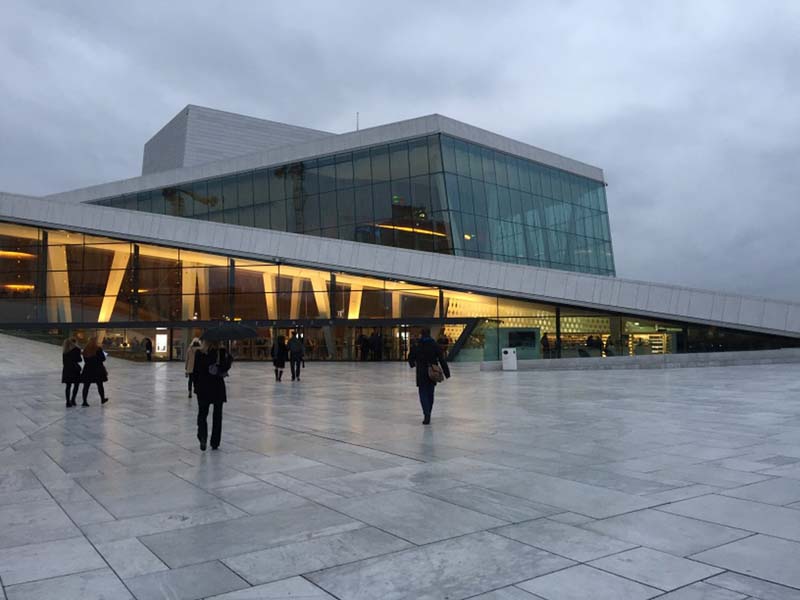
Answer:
[{"left": 1, "top": 1, "right": 798, "bottom": 300}]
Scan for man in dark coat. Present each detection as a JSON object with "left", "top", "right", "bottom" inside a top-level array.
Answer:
[
  {"left": 193, "top": 341, "right": 233, "bottom": 451},
  {"left": 144, "top": 337, "right": 153, "bottom": 362},
  {"left": 288, "top": 331, "right": 304, "bottom": 381},
  {"left": 408, "top": 327, "right": 450, "bottom": 424}
]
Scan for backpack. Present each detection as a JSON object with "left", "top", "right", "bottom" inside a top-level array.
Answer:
[{"left": 428, "top": 363, "right": 445, "bottom": 383}]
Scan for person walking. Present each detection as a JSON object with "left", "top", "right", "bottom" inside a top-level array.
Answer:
[
  {"left": 271, "top": 335, "right": 289, "bottom": 381},
  {"left": 408, "top": 327, "right": 450, "bottom": 424},
  {"left": 185, "top": 337, "right": 201, "bottom": 398},
  {"left": 193, "top": 340, "right": 233, "bottom": 451},
  {"left": 61, "top": 338, "right": 82, "bottom": 407},
  {"left": 288, "top": 331, "right": 304, "bottom": 381},
  {"left": 144, "top": 337, "right": 153, "bottom": 361},
  {"left": 81, "top": 338, "right": 109, "bottom": 406}
]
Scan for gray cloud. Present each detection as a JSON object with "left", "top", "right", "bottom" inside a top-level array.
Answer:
[{"left": 1, "top": 0, "right": 798, "bottom": 299}]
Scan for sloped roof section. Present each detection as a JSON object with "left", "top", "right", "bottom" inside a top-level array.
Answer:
[
  {"left": 46, "top": 114, "right": 604, "bottom": 204},
  {"left": 142, "top": 105, "right": 334, "bottom": 175}
]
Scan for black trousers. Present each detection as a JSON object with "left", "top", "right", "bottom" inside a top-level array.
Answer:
[
  {"left": 187, "top": 373, "right": 195, "bottom": 394},
  {"left": 290, "top": 357, "right": 302, "bottom": 379},
  {"left": 65, "top": 383, "right": 79, "bottom": 404},
  {"left": 418, "top": 382, "right": 435, "bottom": 418},
  {"left": 197, "top": 397, "right": 223, "bottom": 448},
  {"left": 82, "top": 382, "right": 105, "bottom": 403}
]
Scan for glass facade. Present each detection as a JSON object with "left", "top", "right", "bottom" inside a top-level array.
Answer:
[
  {"left": 91, "top": 134, "right": 614, "bottom": 275},
  {"left": 1, "top": 221, "right": 794, "bottom": 362}
]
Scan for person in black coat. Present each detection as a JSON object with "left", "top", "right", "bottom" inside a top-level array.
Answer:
[
  {"left": 81, "top": 337, "right": 109, "bottom": 407},
  {"left": 271, "top": 335, "right": 288, "bottom": 381},
  {"left": 61, "top": 338, "right": 82, "bottom": 407},
  {"left": 193, "top": 340, "right": 233, "bottom": 451},
  {"left": 408, "top": 328, "right": 450, "bottom": 424},
  {"left": 144, "top": 337, "right": 153, "bottom": 361}
]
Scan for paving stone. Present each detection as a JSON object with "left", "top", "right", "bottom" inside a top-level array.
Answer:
[
  {"left": 4, "top": 568, "right": 132, "bottom": 600},
  {"left": 517, "top": 564, "right": 661, "bottom": 599},
  {"left": 469, "top": 588, "right": 543, "bottom": 599},
  {"left": 0, "top": 499, "right": 79, "bottom": 550},
  {"left": 80, "top": 501, "right": 247, "bottom": 544},
  {"left": 582, "top": 508, "right": 751, "bottom": 556},
  {"left": 126, "top": 561, "right": 248, "bottom": 600},
  {"left": 94, "top": 537, "right": 168, "bottom": 579},
  {"left": 589, "top": 547, "right": 722, "bottom": 591},
  {"left": 205, "top": 576, "right": 336, "bottom": 598},
  {"left": 140, "top": 504, "right": 363, "bottom": 567},
  {"left": 325, "top": 489, "right": 506, "bottom": 544},
  {"left": 653, "top": 582, "right": 747, "bottom": 599},
  {"left": 494, "top": 519, "right": 636, "bottom": 562},
  {"left": 691, "top": 534, "right": 800, "bottom": 589},
  {"left": 458, "top": 469, "right": 661, "bottom": 519},
  {"left": 661, "top": 493, "right": 800, "bottom": 540},
  {"left": 424, "top": 485, "right": 559, "bottom": 522},
  {"left": 0, "top": 536, "right": 105, "bottom": 586},
  {"left": 721, "top": 476, "right": 800, "bottom": 505},
  {"left": 223, "top": 526, "right": 412, "bottom": 585},
  {"left": 706, "top": 571, "right": 800, "bottom": 600},
  {"left": 307, "top": 531, "right": 573, "bottom": 600},
  {"left": 76, "top": 470, "right": 221, "bottom": 519},
  {"left": 213, "top": 481, "right": 310, "bottom": 515}
]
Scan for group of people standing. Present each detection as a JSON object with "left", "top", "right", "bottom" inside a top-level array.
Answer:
[{"left": 61, "top": 338, "right": 110, "bottom": 407}]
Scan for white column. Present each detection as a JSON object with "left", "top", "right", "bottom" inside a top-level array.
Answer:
[
  {"left": 347, "top": 284, "right": 362, "bottom": 320},
  {"left": 181, "top": 266, "right": 196, "bottom": 320},
  {"left": 98, "top": 250, "right": 130, "bottom": 322},
  {"left": 309, "top": 274, "right": 330, "bottom": 319},
  {"left": 46, "top": 245, "right": 72, "bottom": 323},
  {"left": 289, "top": 277, "right": 303, "bottom": 320},
  {"left": 262, "top": 272, "right": 278, "bottom": 320}
]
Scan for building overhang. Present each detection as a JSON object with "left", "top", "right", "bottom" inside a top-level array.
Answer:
[{"left": 1, "top": 192, "right": 798, "bottom": 339}]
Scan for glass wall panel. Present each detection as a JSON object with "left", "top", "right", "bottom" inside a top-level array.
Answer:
[{"left": 89, "top": 133, "right": 613, "bottom": 275}]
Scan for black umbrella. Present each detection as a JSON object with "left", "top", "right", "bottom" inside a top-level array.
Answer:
[{"left": 200, "top": 323, "right": 258, "bottom": 341}]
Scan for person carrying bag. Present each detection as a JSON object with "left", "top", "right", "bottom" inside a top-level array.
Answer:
[{"left": 408, "top": 328, "right": 450, "bottom": 424}]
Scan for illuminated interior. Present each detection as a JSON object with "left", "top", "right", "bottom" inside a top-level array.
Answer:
[{"left": 0, "top": 222, "right": 795, "bottom": 362}]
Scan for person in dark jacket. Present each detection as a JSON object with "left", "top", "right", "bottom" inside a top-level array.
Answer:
[
  {"left": 288, "top": 331, "right": 304, "bottom": 381},
  {"left": 81, "top": 337, "right": 109, "bottom": 407},
  {"left": 61, "top": 338, "right": 82, "bottom": 407},
  {"left": 193, "top": 340, "right": 233, "bottom": 451},
  {"left": 271, "top": 335, "right": 289, "bottom": 381},
  {"left": 144, "top": 337, "right": 153, "bottom": 361},
  {"left": 408, "top": 327, "right": 450, "bottom": 424}
]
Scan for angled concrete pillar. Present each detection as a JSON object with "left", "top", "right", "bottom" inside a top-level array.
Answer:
[
  {"left": 181, "top": 267, "right": 196, "bottom": 321},
  {"left": 289, "top": 277, "right": 303, "bottom": 320},
  {"left": 98, "top": 250, "right": 130, "bottom": 322},
  {"left": 391, "top": 291, "right": 402, "bottom": 319},
  {"left": 347, "top": 284, "right": 363, "bottom": 320},
  {"left": 262, "top": 273, "right": 277, "bottom": 320},
  {"left": 46, "top": 245, "right": 72, "bottom": 323},
  {"left": 309, "top": 274, "right": 331, "bottom": 319}
]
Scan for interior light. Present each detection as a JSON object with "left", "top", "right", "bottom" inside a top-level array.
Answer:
[
  {"left": 463, "top": 234, "right": 473, "bottom": 241},
  {"left": 0, "top": 250, "right": 35, "bottom": 259},
  {"left": 2, "top": 284, "right": 34, "bottom": 291},
  {"left": 376, "top": 224, "right": 447, "bottom": 237}
]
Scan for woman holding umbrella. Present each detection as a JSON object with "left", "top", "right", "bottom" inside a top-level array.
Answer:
[{"left": 192, "top": 323, "right": 253, "bottom": 450}]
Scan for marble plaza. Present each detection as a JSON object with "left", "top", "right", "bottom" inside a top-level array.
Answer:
[{"left": 1, "top": 334, "right": 800, "bottom": 599}]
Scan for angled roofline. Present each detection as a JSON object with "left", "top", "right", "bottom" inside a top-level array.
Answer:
[
  {"left": 1, "top": 192, "right": 797, "bottom": 339},
  {"left": 43, "top": 113, "right": 605, "bottom": 205}
]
